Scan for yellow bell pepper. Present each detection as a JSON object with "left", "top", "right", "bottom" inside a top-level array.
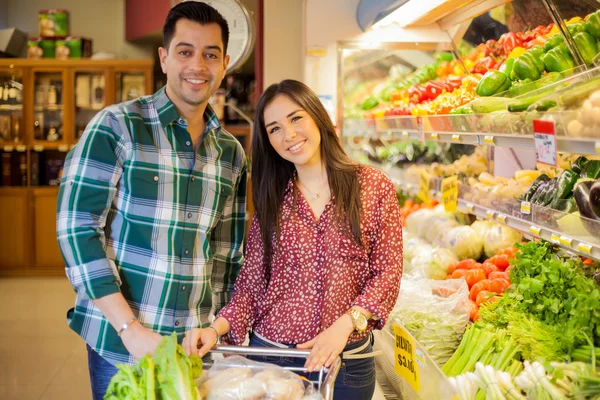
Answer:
[
  {"left": 566, "top": 17, "right": 583, "bottom": 25},
  {"left": 548, "top": 25, "right": 560, "bottom": 36},
  {"left": 508, "top": 46, "right": 527, "bottom": 59}
]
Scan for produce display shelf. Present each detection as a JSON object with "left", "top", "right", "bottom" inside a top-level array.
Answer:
[
  {"left": 376, "top": 164, "right": 600, "bottom": 262},
  {"left": 343, "top": 119, "right": 600, "bottom": 155}
]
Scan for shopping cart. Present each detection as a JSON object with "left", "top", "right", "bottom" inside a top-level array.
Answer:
[{"left": 202, "top": 345, "right": 342, "bottom": 400}]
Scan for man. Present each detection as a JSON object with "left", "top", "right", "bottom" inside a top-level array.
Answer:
[{"left": 56, "top": 2, "right": 246, "bottom": 398}]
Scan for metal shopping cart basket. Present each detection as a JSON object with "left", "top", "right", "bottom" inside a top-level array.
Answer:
[{"left": 202, "top": 345, "right": 341, "bottom": 400}]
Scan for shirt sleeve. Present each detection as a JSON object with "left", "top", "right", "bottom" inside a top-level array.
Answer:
[
  {"left": 56, "top": 109, "right": 127, "bottom": 300},
  {"left": 210, "top": 159, "right": 247, "bottom": 318},
  {"left": 217, "top": 215, "right": 268, "bottom": 345},
  {"left": 352, "top": 176, "right": 403, "bottom": 329}
]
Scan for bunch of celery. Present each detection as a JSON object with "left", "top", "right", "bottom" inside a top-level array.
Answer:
[{"left": 442, "top": 324, "right": 521, "bottom": 377}]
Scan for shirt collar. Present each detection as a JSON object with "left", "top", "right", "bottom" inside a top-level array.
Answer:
[{"left": 153, "top": 86, "right": 222, "bottom": 132}]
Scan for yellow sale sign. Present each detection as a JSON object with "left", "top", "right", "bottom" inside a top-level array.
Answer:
[{"left": 393, "top": 325, "right": 421, "bottom": 393}]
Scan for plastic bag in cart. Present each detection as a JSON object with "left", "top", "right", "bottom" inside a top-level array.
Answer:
[{"left": 199, "top": 355, "right": 322, "bottom": 400}]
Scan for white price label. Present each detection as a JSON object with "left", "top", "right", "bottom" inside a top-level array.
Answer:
[
  {"left": 596, "top": 141, "right": 600, "bottom": 154},
  {"left": 466, "top": 203, "right": 474, "bottom": 212},
  {"left": 550, "top": 234, "right": 561, "bottom": 244},
  {"left": 497, "top": 214, "right": 507, "bottom": 224},
  {"left": 530, "top": 226, "right": 541, "bottom": 235},
  {"left": 58, "top": 144, "right": 69, "bottom": 152},
  {"left": 559, "top": 236, "right": 573, "bottom": 246},
  {"left": 578, "top": 243, "right": 593, "bottom": 254},
  {"left": 483, "top": 135, "right": 495, "bottom": 145},
  {"left": 16, "top": 145, "right": 26, "bottom": 152},
  {"left": 486, "top": 210, "right": 495, "bottom": 219},
  {"left": 402, "top": 131, "right": 409, "bottom": 138},
  {"left": 431, "top": 133, "right": 439, "bottom": 141},
  {"left": 520, "top": 201, "right": 531, "bottom": 215},
  {"left": 451, "top": 134, "right": 461, "bottom": 142},
  {"left": 3, "top": 145, "right": 14, "bottom": 152},
  {"left": 533, "top": 120, "right": 557, "bottom": 166},
  {"left": 33, "top": 145, "right": 44, "bottom": 152}
]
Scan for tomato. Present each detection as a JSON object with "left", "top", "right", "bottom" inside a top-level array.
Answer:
[
  {"left": 469, "top": 279, "right": 491, "bottom": 302},
  {"left": 505, "top": 265, "right": 514, "bottom": 276},
  {"left": 447, "top": 262, "right": 459, "bottom": 275},
  {"left": 465, "top": 268, "right": 487, "bottom": 288},
  {"left": 489, "top": 278, "right": 511, "bottom": 294},
  {"left": 452, "top": 269, "right": 469, "bottom": 279},
  {"left": 481, "top": 262, "right": 499, "bottom": 277},
  {"left": 476, "top": 290, "right": 495, "bottom": 306},
  {"left": 469, "top": 300, "right": 479, "bottom": 321},
  {"left": 498, "top": 247, "right": 517, "bottom": 259},
  {"left": 456, "top": 259, "right": 477, "bottom": 270},
  {"left": 473, "top": 310, "right": 481, "bottom": 322},
  {"left": 488, "top": 254, "right": 510, "bottom": 271},
  {"left": 488, "top": 271, "right": 510, "bottom": 281}
]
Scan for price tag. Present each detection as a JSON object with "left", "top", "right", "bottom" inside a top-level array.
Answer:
[
  {"left": 520, "top": 201, "right": 531, "bottom": 215},
  {"left": 466, "top": 203, "right": 474, "bottom": 212},
  {"left": 486, "top": 210, "right": 495, "bottom": 219},
  {"left": 595, "top": 141, "right": 600, "bottom": 154},
  {"left": 3, "top": 145, "right": 14, "bottom": 152},
  {"left": 16, "top": 145, "right": 26, "bottom": 152},
  {"left": 58, "top": 144, "right": 69, "bottom": 152},
  {"left": 417, "top": 116, "right": 425, "bottom": 143},
  {"left": 417, "top": 170, "right": 430, "bottom": 202},
  {"left": 497, "top": 214, "right": 507, "bottom": 224},
  {"left": 550, "top": 234, "right": 561, "bottom": 244},
  {"left": 533, "top": 120, "right": 557, "bottom": 166},
  {"left": 402, "top": 131, "right": 409, "bottom": 139},
  {"left": 559, "top": 236, "right": 573, "bottom": 246},
  {"left": 393, "top": 325, "right": 421, "bottom": 393},
  {"left": 530, "top": 226, "right": 541, "bottom": 235},
  {"left": 483, "top": 135, "right": 495, "bottom": 145},
  {"left": 431, "top": 132, "right": 439, "bottom": 141},
  {"left": 578, "top": 243, "right": 593, "bottom": 254},
  {"left": 441, "top": 176, "right": 458, "bottom": 212},
  {"left": 451, "top": 134, "right": 461, "bottom": 142},
  {"left": 33, "top": 145, "right": 44, "bottom": 152}
]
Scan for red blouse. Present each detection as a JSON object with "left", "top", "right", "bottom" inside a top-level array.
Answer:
[{"left": 217, "top": 166, "right": 403, "bottom": 345}]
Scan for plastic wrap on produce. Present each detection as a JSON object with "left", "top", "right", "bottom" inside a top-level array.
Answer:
[
  {"left": 408, "top": 246, "right": 458, "bottom": 280},
  {"left": 439, "top": 225, "right": 484, "bottom": 261},
  {"left": 471, "top": 220, "right": 496, "bottom": 240},
  {"left": 388, "top": 278, "right": 470, "bottom": 367},
  {"left": 483, "top": 223, "right": 523, "bottom": 258},
  {"left": 199, "top": 356, "right": 319, "bottom": 400}
]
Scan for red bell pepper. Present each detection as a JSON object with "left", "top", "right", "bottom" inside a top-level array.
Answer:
[
  {"left": 485, "top": 39, "right": 503, "bottom": 57},
  {"left": 408, "top": 85, "right": 427, "bottom": 104},
  {"left": 425, "top": 80, "right": 445, "bottom": 100},
  {"left": 503, "top": 32, "right": 523, "bottom": 55},
  {"left": 471, "top": 56, "right": 497, "bottom": 74}
]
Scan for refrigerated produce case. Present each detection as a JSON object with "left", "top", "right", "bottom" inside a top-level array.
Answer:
[{"left": 340, "top": 1, "right": 600, "bottom": 399}]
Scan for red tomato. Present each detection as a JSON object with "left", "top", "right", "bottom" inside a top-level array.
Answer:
[
  {"left": 470, "top": 279, "right": 491, "bottom": 302},
  {"left": 447, "top": 262, "right": 459, "bottom": 275},
  {"left": 466, "top": 268, "right": 487, "bottom": 288},
  {"left": 505, "top": 266, "right": 513, "bottom": 275},
  {"left": 476, "top": 290, "right": 495, "bottom": 306},
  {"left": 489, "top": 254, "right": 510, "bottom": 271},
  {"left": 488, "top": 271, "right": 510, "bottom": 281},
  {"left": 469, "top": 300, "right": 479, "bottom": 321},
  {"left": 456, "top": 259, "right": 477, "bottom": 270},
  {"left": 481, "top": 262, "right": 499, "bottom": 277},
  {"left": 473, "top": 310, "right": 481, "bottom": 322},
  {"left": 452, "top": 269, "right": 469, "bottom": 279},
  {"left": 498, "top": 247, "right": 517, "bottom": 259},
  {"left": 489, "top": 278, "right": 511, "bottom": 294}
]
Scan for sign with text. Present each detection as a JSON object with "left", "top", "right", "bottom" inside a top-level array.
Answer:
[
  {"left": 417, "top": 170, "right": 430, "bottom": 202},
  {"left": 393, "top": 324, "right": 421, "bottom": 393},
  {"left": 441, "top": 176, "right": 458, "bottom": 212},
  {"left": 533, "top": 120, "right": 557, "bottom": 166}
]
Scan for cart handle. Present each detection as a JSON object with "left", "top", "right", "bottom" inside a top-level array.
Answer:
[{"left": 210, "top": 344, "right": 312, "bottom": 358}]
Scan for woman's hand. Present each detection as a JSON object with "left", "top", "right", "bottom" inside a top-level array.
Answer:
[
  {"left": 297, "top": 314, "right": 354, "bottom": 372},
  {"left": 182, "top": 328, "right": 218, "bottom": 357}
]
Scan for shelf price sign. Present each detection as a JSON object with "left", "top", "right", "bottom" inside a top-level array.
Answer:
[
  {"left": 417, "top": 170, "right": 430, "bottom": 202},
  {"left": 533, "top": 120, "right": 557, "bottom": 166},
  {"left": 393, "top": 324, "right": 421, "bottom": 393},
  {"left": 441, "top": 175, "right": 458, "bottom": 212}
]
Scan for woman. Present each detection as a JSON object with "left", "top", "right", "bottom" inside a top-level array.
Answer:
[{"left": 183, "top": 80, "right": 403, "bottom": 399}]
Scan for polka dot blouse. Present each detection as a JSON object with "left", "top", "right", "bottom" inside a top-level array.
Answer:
[{"left": 217, "top": 166, "right": 403, "bottom": 345}]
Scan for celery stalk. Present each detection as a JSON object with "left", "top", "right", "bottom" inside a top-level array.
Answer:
[
  {"left": 459, "top": 331, "right": 496, "bottom": 376},
  {"left": 445, "top": 327, "right": 481, "bottom": 376}
]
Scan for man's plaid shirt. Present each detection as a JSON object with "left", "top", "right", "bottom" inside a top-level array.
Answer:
[{"left": 56, "top": 87, "right": 247, "bottom": 366}]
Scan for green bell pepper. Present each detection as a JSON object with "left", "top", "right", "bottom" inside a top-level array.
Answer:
[
  {"left": 361, "top": 95, "right": 379, "bottom": 111},
  {"left": 434, "top": 51, "right": 454, "bottom": 63},
  {"left": 476, "top": 70, "right": 512, "bottom": 97},
  {"left": 571, "top": 156, "right": 589, "bottom": 174},
  {"left": 568, "top": 23, "right": 586, "bottom": 36},
  {"left": 513, "top": 47, "right": 545, "bottom": 81},
  {"left": 543, "top": 44, "right": 575, "bottom": 73},
  {"left": 585, "top": 10, "right": 600, "bottom": 38},
  {"left": 544, "top": 34, "right": 564, "bottom": 52},
  {"left": 581, "top": 160, "right": 600, "bottom": 179},
  {"left": 574, "top": 32, "right": 598, "bottom": 65},
  {"left": 499, "top": 58, "right": 516, "bottom": 80},
  {"left": 550, "top": 169, "right": 579, "bottom": 208}
]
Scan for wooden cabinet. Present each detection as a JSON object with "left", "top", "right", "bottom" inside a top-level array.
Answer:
[{"left": 0, "top": 59, "right": 153, "bottom": 275}]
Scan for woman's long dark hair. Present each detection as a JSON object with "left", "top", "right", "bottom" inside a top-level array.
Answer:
[{"left": 251, "top": 80, "right": 362, "bottom": 262}]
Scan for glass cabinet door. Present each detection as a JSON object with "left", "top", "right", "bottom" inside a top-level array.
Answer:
[
  {"left": 0, "top": 69, "right": 24, "bottom": 144},
  {"left": 115, "top": 72, "right": 147, "bottom": 103},
  {"left": 75, "top": 71, "right": 105, "bottom": 139},
  {"left": 33, "top": 71, "right": 65, "bottom": 143}
]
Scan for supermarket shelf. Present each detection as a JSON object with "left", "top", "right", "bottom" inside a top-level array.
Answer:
[
  {"left": 377, "top": 165, "right": 600, "bottom": 262},
  {"left": 1, "top": 143, "right": 27, "bottom": 152},
  {"left": 0, "top": 104, "right": 23, "bottom": 111},
  {"left": 34, "top": 105, "right": 63, "bottom": 111}
]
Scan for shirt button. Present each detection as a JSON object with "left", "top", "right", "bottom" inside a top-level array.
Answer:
[
  {"left": 181, "top": 285, "right": 186, "bottom": 291},
  {"left": 179, "top": 117, "right": 185, "bottom": 124},
  {"left": 191, "top": 176, "right": 196, "bottom": 182},
  {"left": 187, "top": 212, "right": 193, "bottom": 218},
  {"left": 186, "top": 141, "right": 191, "bottom": 146},
  {"left": 184, "top": 249, "right": 190, "bottom": 255},
  {"left": 175, "top": 320, "right": 180, "bottom": 327},
  {"left": 153, "top": 176, "right": 159, "bottom": 182}
]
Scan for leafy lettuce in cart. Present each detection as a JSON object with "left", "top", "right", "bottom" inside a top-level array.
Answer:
[{"left": 104, "top": 332, "right": 202, "bottom": 400}]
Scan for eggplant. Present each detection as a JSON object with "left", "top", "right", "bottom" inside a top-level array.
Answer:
[
  {"left": 524, "top": 174, "right": 551, "bottom": 201},
  {"left": 589, "top": 180, "right": 600, "bottom": 217},
  {"left": 574, "top": 180, "right": 600, "bottom": 236}
]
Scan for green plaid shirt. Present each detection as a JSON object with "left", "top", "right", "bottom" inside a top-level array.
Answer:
[{"left": 56, "top": 87, "right": 247, "bottom": 366}]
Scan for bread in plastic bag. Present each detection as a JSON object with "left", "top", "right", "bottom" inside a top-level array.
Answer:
[
  {"left": 199, "top": 355, "right": 320, "bottom": 400},
  {"left": 388, "top": 278, "right": 470, "bottom": 367},
  {"left": 483, "top": 223, "right": 523, "bottom": 258},
  {"left": 439, "top": 225, "right": 484, "bottom": 260}
]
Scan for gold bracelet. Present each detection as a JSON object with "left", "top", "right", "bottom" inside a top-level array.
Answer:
[{"left": 118, "top": 317, "right": 138, "bottom": 337}]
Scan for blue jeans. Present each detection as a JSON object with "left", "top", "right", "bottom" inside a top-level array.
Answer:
[
  {"left": 87, "top": 345, "right": 118, "bottom": 400},
  {"left": 248, "top": 334, "right": 376, "bottom": 400}
]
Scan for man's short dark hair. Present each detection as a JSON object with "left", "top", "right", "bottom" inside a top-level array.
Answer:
[{"left": 163, "top": 1, "right": 230, "bottom": 56}]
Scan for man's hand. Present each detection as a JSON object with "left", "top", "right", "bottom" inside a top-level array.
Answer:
[
  {"left": 183, "top": 328, "right": 218, "bottom": 357},
  {"left": 120, "top": 322, "right": 163, "bottom": 360},
  {"left": 297, "top": 314, "right": 354, "bottom": 372}
]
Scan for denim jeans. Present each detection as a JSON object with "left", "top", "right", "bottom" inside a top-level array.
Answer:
[
  {"left": 248, "top": 334, "right": 376, "bottom": 400},
  {"left": 87, "top": 345, "right": 119, "bottom": 400}
]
